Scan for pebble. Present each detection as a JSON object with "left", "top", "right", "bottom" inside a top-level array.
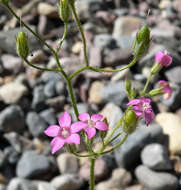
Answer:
[
  {"left": 51, "top": 174, "right": 84, "bottom": 190},
  {"left": 88, "top": 81, "right": 104, "bottom": 104},
  {"left": 113, "top": 16, "right": 143, "bottom": 38},
  {"left": 16, "top": 151, "right": 53, "bottom": 179},
  {"left": 28, "top": 50, "right": 47, "bottom": 64},
  {"left": 26, "top": 112, "right": 48, "bottom": 138},
  {"left": 135, "top": 165, "right": 179, "bottom": 190},
  {"left": 96, "top": 168, "right": 132, "bottom": 190},
  {"left": 165, "top": 66, "right": 181, "bottom": 84},
  {"left": 39, "top": 109, "right": 56, "bottom": 125},
  {"left": 46, "top": 96, "right": 65, "bottom": 112},
  {"left": 44, "top": 80, "right": 57, "bottom": 98},
  {"left": 156, "top": 112, "right": 181, "bottom": 154},
  {"left": 0, "top": 82, "right": 28, "bottom": 104},
  {"left": 0, "top": 105, "right": 24, "bottom": 133},
  {"left": 56, "top": 153, "right": 79, "bottom": 174},
  {"left": 37, "top": 3, "right": 58, "bottom": 18},
  {"left": 0, "top": 184, "right": 6, "bottom": 190},
  {"left": 141, "top": 143, "right": 172, "bottom": 170},
  {"left": 79, "top": 158, "right": 109, "bottom": 182}
]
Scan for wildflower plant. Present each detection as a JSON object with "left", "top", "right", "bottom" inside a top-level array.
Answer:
[{"left": 0, "top": 0, "right": 173, "bottom": 189}]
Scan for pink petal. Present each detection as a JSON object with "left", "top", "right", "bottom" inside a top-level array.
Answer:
[
  {"left": 50, "top": 137, "right": 64, "bottom": 154},
  {"left": 84, "top": 127, "right": 96, "bottom": 139},
  {"left": 127, "top": 99, "right": 140, "bottom": 106},
  {"left": 155, "top": 51, "right": 165, "bottom": 62},
  {"left": 78, "top": 113, "right": 90, "bottom": 122},
  {"left": 140, "top": 97, "right": 151, "bottom": 104},
  {"left": 95, "top": 121, "right": 108, "bottom": 131},
  {"left": 134, "top": 111, "right": 143, "bottom": 117},
  {"left": 58, "top": 112, "right": 71, "bottom": 128},
  {"left": 44, "top": 125, "right": 60, "bottom": 137},
  {"left": 91, "top": 114, "right": 103, "bottom": 122},
  {"left": 144, "top": 110, "right": 154, "bottom": 126},
  {"left": 161, "top": 55, "right": 172, "bottom": 67},
  {"left": 65, "top": 134, "right": 80, "bottom": 144},
  {"left": 71, "top": 122, "right": 88, "bottom": 133},
  {"left": 132, "top": 105, "right": 142, "bottom": 112}
]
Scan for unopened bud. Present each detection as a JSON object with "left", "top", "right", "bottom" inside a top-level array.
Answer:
[
  {"left": 125, "top": 77, "right": 131, "bottom": 94},
  {"left": 132, "top": 25, "right": 151, "bottom": 59},
  {"left": 123, "top": 110, "right": 137, "bottom": 134},
  {"left": 147, "top": 88, "right": 163, "bottom": 97},
  {"left": 100, "top": 118, "right": 108, "bottom": 140},
  {"left": 59, "top": 0, "right": 70, "bottom": 23},
  {"left": 16, "top": 30, "right": 29, "bottom": 59}
]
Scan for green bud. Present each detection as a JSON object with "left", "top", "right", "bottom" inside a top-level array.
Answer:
[
  {"left": 150, "top": 62, "right": 162, "bottom": 75},
  {"left": 148, "top": 88, "right": 163, "bottom": 97},
  {"left": 16, "top": 30, "right": 29, "bottom": 59},
  {"left": 123, "top": 110, "right": 137, "bottom": 134},
  {"left": 132, "top": 25, "right": 151, "bottom": 59},
  {"left": 130, "top": 88, "right": 137, "bottom": 99},
  {"left": 59, "top": 0, "right": 70, "bottom": 23},
  {"left": 100, "top": 118, "right": 108, "bottom": 140}
]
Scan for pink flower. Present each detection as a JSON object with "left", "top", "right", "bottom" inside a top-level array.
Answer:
[
  {"left": 158, "top": 80, "right": 172, "bottom": 99},
  {"left": 155, "top": 51, "right": 172, "bottom": 67},
  {"left": 127, "top": 97, "right": 154, "bottom": 126},
  {"left": 44, "top": 112, "right": 86, "bottom": 154},
  {"left": 78, "top": 113, "right": 108, "bottom": 139}
]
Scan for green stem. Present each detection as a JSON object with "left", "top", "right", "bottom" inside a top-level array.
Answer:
[
  {"left": 56, "top": 22, "right": 68, "bottom": 53},
  {"left": 89, "top": 158, "right": 95, "bottom": 190},
  {"left": 108, "top": 132, "right": 123, "bottom": 145},
  {"left": 141, "top": 73, "right": 153, "bottom": 95},
  {"left": 88, "top": 57, "right": 138, "bottom": 73},
  {"left": 69, "top": 66, "right": 88, "bottom": 80},
  {"left": 6, "top": 3, "right": 63, "bottom": 70},
  {"left": 70, "top": 1, "right": 89, "bottom": 67},
  {"left": 24, "top": 58, "right": 60, "bottom": 72}
]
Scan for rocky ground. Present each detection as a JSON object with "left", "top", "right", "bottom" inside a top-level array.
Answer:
[{"left": 0, "top": 0, "right": 181, "bottom": 190}]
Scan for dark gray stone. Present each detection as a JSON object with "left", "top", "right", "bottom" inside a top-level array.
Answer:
[
  {"left": 26, "top": 112, "right": 48, "bottom": 137},
  {"left": 94, "top": 34, "right": 116, "bottom": 50},
  {"left": 0, "top": 27, "right": 41, "bottom": 55},
  {"left": 55, "top": 81, "right": 65, "bottom": 95},
  {"left": 4, "top": 146, "right": 19, "bottom": 164},
  {"left": 0, "top": 105, "right": 25, "bottom": 132},
  {"left": 32, "top": 86, "right": 47, "bottom": 112},
  {"left": 101, "top": 81, "right": 127, "bottom": 108},
  {"left": 113, "top": 123, "right": 164, "bottom": 168},
  {"left": 40, "top": 109, "right": 56, "bottom": 125},
  {"left": 141, "top": 143, "right": 172, "bottom": 170},
  {"left": 16, "top": 151, "right": 52, "bottom": 178},
  {"left": 44, "top": 80, "right": 57, "bottom": 98},
  {"left": 135, "top": 165, "right": 179, "bottom": 190}
]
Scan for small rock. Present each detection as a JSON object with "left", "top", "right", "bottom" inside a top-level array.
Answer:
[
  {"left": 111, "top": 68, "right": 131, "bottom": 82},
  {"left": 165, "top": 67, "right": 181, "bottom": 84},
  {"left": 46, "top": 96, "right": 65, "bottom": 112},
  {"left": 51, "top": 174, "right": 84, "bottom": 190},
  {"left": 55, "top": 81, "right": 65, "bottom": 95},
  {"left": 44, "top": 80, "right": 57, "bottom": 98},
  {"left": 28, "top": 50, "right": 47, "bottom": 64},
  {"left": 26, "top": 112, "right": 48, "bottom": 138},
  {"left": 101, "top": 81, "right": 127, "bottom": 107},
  {"left": 0, "top": 184, "right": 6, "bottom": 190},
  {"left": 89, "top": 45, "right": 102, "bottom": 67},
  {"left": 135, "top": 165, "right": 179, "bottom": 190},
  {"left": 96, "top": 168, "right": 132, "bottom": 190},
  {"left": 40, "top": 109, "right": 56, "bottom": 125},
  {"left": 1, "top": 54, "right": 22, "bottom": 74},
  {"left": 32, "top": 85, "right": 47, "bottom": 112},
  {"left": 159, "top": 0, "right": 171, "bottom": 9},
  {"left": 16, "top": 151, "right": 53, "bottom": 179},
  {"left": 156, "top": 112, "right": 181, "bottom": 154},
  {"left": 141, "top": 143, "right": 172, "bottom": 170},
  {"left": 57, "top": 153, "right": 79, "bottom": 174},
  {"left": 79, "top": 158, "right": 109, "bottom": 182},
  {"left": 113, "top": 16, "right": 143, "bottom": 38},
  {"left": 89, "top": 81, "right": 104, "bottom": 104},
  {"left": 72, "top": 41, "right": 82, "bottom": 54},
  {"left": 0, "top": 105, "right": 24, "bottom": 132},
  {"left": 37, "top": 3, "right": 58, "bottom": 18},
  {"left": 94, "top": 34, "right": 116, "bottom": 50},
  {"left": 124, "top": 184, "right": 146, "bottom": 190},
  {"left": 0, "top": 82, "right": 28, "bottom": 104}
]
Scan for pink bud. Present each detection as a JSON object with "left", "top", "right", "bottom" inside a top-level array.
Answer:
[{"left": 155, "top": 51, "right": 172, "bottom": 67}]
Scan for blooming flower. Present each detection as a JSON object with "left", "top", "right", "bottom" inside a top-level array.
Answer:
[
  {"left": 127, "top": 97, "right": 154, "bottom": 126},
  {"left": 78, "top": 113, "right": 108, "bottom": 139},
  {"left": 155, "top": 50, "right": 172, "bottom": 67},
  {"left": 158, "top": 80, "right": 172, "bottom": 99},
  {"left": 44, "top": 112, "right": 87, "bottom": 154}
]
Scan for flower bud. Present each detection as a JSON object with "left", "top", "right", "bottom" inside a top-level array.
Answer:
[
  {"left": 59, "top": 0, "right": 70, "bottom": 23},
  {"left": 132, "top": 25, "right": 151, "bottom": 59},
  {"left": 125, "top": 77, "right": 131, "bottom": 94},
  {"left": 100, "top": 118, "right": 108, "bottom": 140},
  {"left": 16, "top": 30, "right": 29, "bottom": 59},
  {"left": 123, "top": 110, "right": 137, "bottom": 134}
]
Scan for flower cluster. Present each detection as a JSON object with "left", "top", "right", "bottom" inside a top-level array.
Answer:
[{"left": 44, "top": 112, "right": 108, "bottom": 154}]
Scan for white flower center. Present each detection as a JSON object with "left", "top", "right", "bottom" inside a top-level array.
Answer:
[
  {"left": 142, "top": 102, "right": 149, "bottom": 111},
  {"left": 88, "top": 119, "right": 95, "bottom": 128},
  {"left": 61, "top": 128, "right": 70, "bottom": 138}
]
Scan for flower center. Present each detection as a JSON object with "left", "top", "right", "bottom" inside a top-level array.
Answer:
[
  {"left": 88, "top": 119, "right": 95, "bottom": 128},
  {"left": 61, "top": 128, "right": 70, "bottom": 139},
  {"left": 142, "top": 102, "right": 149, "bottom": 111}
]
